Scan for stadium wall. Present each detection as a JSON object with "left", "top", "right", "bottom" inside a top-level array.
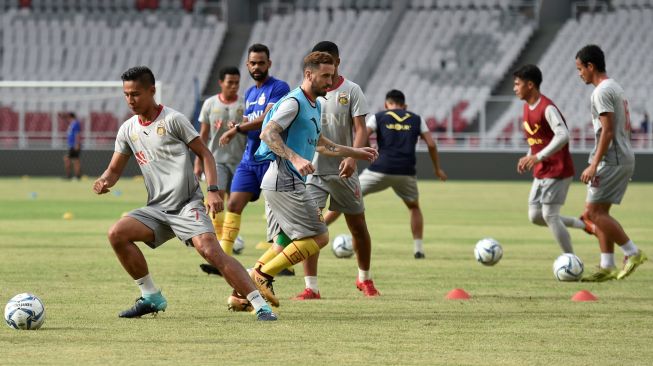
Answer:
[{"left": 2, "top": 150, "right": 652, "bottom": 182}]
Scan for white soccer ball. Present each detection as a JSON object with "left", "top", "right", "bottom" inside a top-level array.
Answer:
[
  {"left": 233, "top": 235, "right": 245, "bottom": 255},
  {"left": 553, "top": 253, "right": 584, "bottom": 281},
  {"left": 332, "top": 234, "right": 354, "bottom": 258},
  {"left": 4, "top": 293, "right": 46, "bottom": 330},
  {"left": 474, "top": 238, "right": 503, "bottom": 266}
]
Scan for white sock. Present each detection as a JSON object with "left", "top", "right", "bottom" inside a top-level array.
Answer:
[
  {"left": 246, "top": 291, "right": 268, "bottom": 312},
  {"left": 414, "top": 239, "right": 423, "bottom": 253},
  {"left": 619, "top": 240, "right": 639, "bottom": 256},
  {"left": 304, "top": 276, "right": 319, "bottom": 292},
  {"left": 358, "top": 269, "right": 370, "bottom": 282},
  {"left": 135, "top": 274, "right": 158, "bottom": 296},
  {"left": 600, "top": 253, "right": 616, "bottom": 269}
]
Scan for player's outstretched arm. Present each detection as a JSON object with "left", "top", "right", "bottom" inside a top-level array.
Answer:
[
  {"left": 420, "top": 132, "right": 447, "bottom": 181},
  {"left": 316, "top": 135, "right": 378, "bottom": 162},
  {"left": 194, "top": 123, "right": 211, "bottom": 177},
  {"left": 93, "top": 152, "right": 130, "bottom": 194}
]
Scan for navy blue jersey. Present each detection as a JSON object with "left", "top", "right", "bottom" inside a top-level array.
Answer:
[{"left": 368, "top": 109, "right": 424, "bottom": 176}]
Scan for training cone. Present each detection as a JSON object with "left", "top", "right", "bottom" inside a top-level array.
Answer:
[
  {"left": 62, "top": 212, "right": 74, "bottom": 220},
  {"left": 571, "top": 290, "right": 598, "bottom": 302},
  {"left": 446, "top": 288, "right": 471, "bottom": 300}
]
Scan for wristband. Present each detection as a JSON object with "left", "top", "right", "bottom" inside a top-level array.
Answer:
[
  {"left": 207, "top": 185, "right": 220, "bottom": 192},
  {"left": 236, "top": 124, "right": 244, "bottom": 134}
]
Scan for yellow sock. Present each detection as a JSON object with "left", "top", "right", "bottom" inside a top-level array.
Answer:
[
  {"left": 220, "top": 212, "right": 241, "bottom": 256},
  {"left": 211, "top": 211, "right": 224, "bottom": 239},
  {"left": 261, "top": 238, "right": 320, "bottom": 277},
  {"left": 256, "top": 246, "right": 281, "bottom": 268}
]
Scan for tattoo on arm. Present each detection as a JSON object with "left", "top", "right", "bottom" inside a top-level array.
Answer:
[{"left": 262, "top": 121, "right": 298, "bottom": 160}]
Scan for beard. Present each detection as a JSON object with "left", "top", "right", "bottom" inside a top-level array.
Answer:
[
  {"left": 312, "top": 84, "right": 328, "bottom": 97},
  {"left": 249, "top": 69, "right": 268, "bottom": 82}
]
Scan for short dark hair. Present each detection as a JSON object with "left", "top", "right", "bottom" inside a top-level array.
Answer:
[
  {"left": 513, "top": 64, "right": 543, "bottom": 89},
  {"left": 303, "top": 51, "right": 335, "bottom": 71},
  {"left": 576, "top": 44, "right": 606, "bottom": 73},
  {"left": 219, "top": 66, "right": 240, "bottom": 81},
  {"left": 312, "top": 41, "right": 339, "bottom": 57},
  {"left": 121, "top": 66, "right": 155, "bottom": 86},
  {"left": 385, "top": 89, "right": 406, "bottom": 105},
  {"left": 68, "top": 112, "right": 77, "bottom": 119},
  {"left": 248, "top": 43, "right": 270, "bottom": 58}
]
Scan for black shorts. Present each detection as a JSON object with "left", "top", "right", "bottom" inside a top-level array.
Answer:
[{"left": 68, "top": 148, "right": 81, "bottom": 158}]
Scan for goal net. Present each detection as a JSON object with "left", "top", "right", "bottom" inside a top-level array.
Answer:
[{"left": 0, "top": 81, "right": 163, "bottom": 150}]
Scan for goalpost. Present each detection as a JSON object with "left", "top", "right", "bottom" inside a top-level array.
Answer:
[{"left": 0, "top": 81, "right": 163, "bottom": 150}]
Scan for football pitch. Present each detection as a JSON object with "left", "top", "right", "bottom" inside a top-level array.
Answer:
[{"left": 1, "top": 177, "right": 652, "bottom": 365}]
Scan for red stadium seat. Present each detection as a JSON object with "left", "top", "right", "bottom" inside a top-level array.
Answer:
[
  {"left": 24, "top": 112, "right": 52, "bottom": 146},
  {"left": 0, "top": 107, "right": 20, "bottom": 148},
  {"left": 90, "top": 112, "right": 119, "bottom": 145}
]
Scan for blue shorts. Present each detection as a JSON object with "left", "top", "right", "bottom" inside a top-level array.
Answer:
[{"left": 231, "top": 160, "right": 270, "bottom": 201}]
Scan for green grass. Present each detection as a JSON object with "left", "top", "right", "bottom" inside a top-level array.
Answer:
[{"left": 1, "top": 177, "right": 652, "bottom": 365}]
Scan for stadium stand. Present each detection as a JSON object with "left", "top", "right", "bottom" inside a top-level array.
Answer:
[
  {"left": 0, "top": 0, "right": 224, "bottom": 148},
  {"left": 239, "top": 0, "right": 393, "bottom": 95},
  {"left": 365, "top": 0, "right": 534, "bottom": 143},
  {"left": 493, "top": 5, "right": 653, "bottom": 149}
]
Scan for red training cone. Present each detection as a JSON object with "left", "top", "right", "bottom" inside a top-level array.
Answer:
[
  {"left": 571, "top": 290, "right": 598, "bottom": 302},
  {"left": 446, "top": 288, "right": 471, "bottom": 300}
]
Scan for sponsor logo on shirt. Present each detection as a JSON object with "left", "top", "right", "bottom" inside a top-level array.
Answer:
[{"left": 385, "top": 123, "right": 411, "bottom": 131}]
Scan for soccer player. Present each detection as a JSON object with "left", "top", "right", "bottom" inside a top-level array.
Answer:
[
  {"left": 574, "top": 45, "right": 646, "bottom": 281},
  {"left": 198, "top": 44, "right": 289, "bottom": 276},
  {"left": 249, "top": 52, "right": 378, "bottom": 307},
  {"left": 329, "top": 90, "right": 447, "bottom": 258},
  {"left": 93, "top": 66, "right": 276, "bottom": 321},
  {"left": 513, "top": 64, "right": 588, "bottom": 254},
  {"left": 193, "top": 66, "right": 246, "bottom": 244},
  {"left": 288, "top": 40, "right": 378, "bottom": 299}
]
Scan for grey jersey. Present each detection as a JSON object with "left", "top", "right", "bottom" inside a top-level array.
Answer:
[
  {"left": 260, "top": 98, "right": 305, "bottom": 192},
  {"left": 313, "top": 77, "right": 368, "bottom": 175},
  {"left": 198, "top": 94, "right": 247, "bottom": 167},
  {"left": 589, "top": 79, "right": 635, "bottom": 166},
  {"left": 115, "top": 106, "right": 203, "bottom": 210}
]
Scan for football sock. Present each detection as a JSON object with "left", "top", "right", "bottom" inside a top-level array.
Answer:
[
  {"left": 619, "top": 240, "right": 639, "bottom": 257},
  {"left": 414, "top": 239, "right": 423, "bottom": 254},
  {"left": 256, "top": 246, "right": 280, "bottom": 269},
  {"left": 542, "top": 204, "right": 574, "bottom": 254},
  {"left": 261, "top": 238, "right": 320, "bottom": 277},
  {"left": 600, "top": 253, "right": 616, "bottom": 268},
  {"left": 135, "top": 274, "right": 158, "bottom": 296},
  {"left": 246, "top": 290, "right": 269, "bottom": 312},
  {"left": 304, "top": 276, "right": 319, "bottom": 292},
  {"left": 211, "top": 211, "right": 224, "bottom": 239},
  {"left": 220, "top": 212, "right": 241, "bottom": 256},
  {"left": 358, "top": 269, "right": 371, "bottom": 282}
]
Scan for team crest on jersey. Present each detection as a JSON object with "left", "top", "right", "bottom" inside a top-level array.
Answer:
[
  {"left": 156, "top": 121, "right": 166, "bottom": 136},
  {"left": 236, "top": 106, "right": 244, "bottom": 117},
  {"left": 129, "top": 133, "right": 139, "bottom": 142},
  {"left": 258, "top": 93, "right": 266, "bottom": 106},
  {"left": 338, "top": 91, "right": 349, "bottom": 105}
]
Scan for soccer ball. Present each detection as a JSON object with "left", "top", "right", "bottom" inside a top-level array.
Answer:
[
  {"left": 233, "top": 235, "right": 245, "bottom": 255},
  {"left": 332, "top": 234, "right": 354, "bottom": 258},
  {"left": 474, "top": 238, "right": 503, "bottom": 266},
  {"left": 4, "top": 293, "right": 46, "bottom": 330},
  {"left": 553, "top": 253, "right": 584, "bottom": 281}
]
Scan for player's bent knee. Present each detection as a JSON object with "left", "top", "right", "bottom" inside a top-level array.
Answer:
[{"left": 314, "top": 232, "right": 330, "bottom": 248}]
